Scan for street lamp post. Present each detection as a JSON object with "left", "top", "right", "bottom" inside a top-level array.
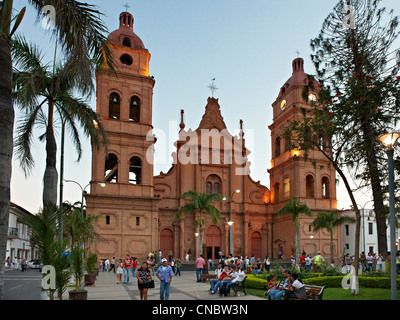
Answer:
[
  {"left": 310, "top": 236, "right": 314, "bottom": 258},
  {"left": 64, "top": 180, "right": 91, "bottom": 218},
  {"left": 377, "top": 131, "right": 400, "bottom": 301},
  {"left": 195, "top": 232, "right": 199, "bottom": 259},
  {"left": 224, "top": 189, "right": 240, "bottom": 255}
]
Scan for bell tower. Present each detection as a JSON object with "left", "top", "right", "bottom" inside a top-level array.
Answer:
[
  {"left": 268, "top": 58, "right": 340, "bottom": 259},
  {"left": 86, "top": 10, "right": 159, "bottom": 259}
]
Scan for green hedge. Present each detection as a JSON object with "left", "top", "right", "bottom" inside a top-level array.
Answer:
[
  {"left": 245, "top": 275, "right": 400, "bottom": 290},
  {"left": 245, "top": 275, "right": 269, "bottom": 290}
]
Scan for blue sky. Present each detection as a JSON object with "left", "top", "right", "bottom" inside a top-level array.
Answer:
[{"left": 11, "top": 0, "right": 400, "bottom": 213}]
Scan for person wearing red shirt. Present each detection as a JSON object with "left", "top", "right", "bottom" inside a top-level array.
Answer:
[
  {"left": 299, "top": 252, "right": 306, "bottom": 272},
  {"left": 123, "top": 254, "right": 133, "bottom": 284},
  {"left": 209, "top": 265, "right": 229, "bottom": 294},
  {"left": 132, "top": 257, "right": 138, "bottom": 278}
]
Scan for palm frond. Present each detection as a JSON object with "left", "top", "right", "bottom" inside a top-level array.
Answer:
[{"left": 14, "top": 100, "right": 47, "bottom": 175}]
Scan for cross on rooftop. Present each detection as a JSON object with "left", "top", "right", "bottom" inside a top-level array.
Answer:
[
  {"left": 123, "top": 3, "right": 131, "bottom": 12},
  {"left": 207, "top": 78, "right": 218, "bottom": 98}
]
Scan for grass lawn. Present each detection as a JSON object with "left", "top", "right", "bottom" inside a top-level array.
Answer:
[{"left": 246, "top": 288, "right": 399, "bottom": 300}]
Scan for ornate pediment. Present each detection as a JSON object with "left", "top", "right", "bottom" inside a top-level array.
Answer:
[{"left": 196, "top": 97, "right": 227, "bottom": 132}]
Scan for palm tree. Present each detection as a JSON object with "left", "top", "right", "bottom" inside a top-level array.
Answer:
[
  {"left": 0, "top": 0, "right": 26, "bottom": 300},
  {"left": 12, "top": 36, "right": 107, "bottom": 206},
  {"left": 24, "top": 203, "right": 70, "bottom": 300},
  {"left": 175, "top": 191, "right": 223, "bottom": 256},
  {"left": 62, "top": 201, "right": 102, "bottom": 250},
  {"left": 278, "top": 198, "right": 313, "bottom": 265},
  {"left": 311, "top": 210, "right": 356, "bottom": 264},
  {"left": 0, "top": 0, "right": 113, "bottom": 298}
]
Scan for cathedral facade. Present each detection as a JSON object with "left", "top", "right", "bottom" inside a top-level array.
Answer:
[{"left": 85, "top": 11, "right": 341, "bottom": 261}]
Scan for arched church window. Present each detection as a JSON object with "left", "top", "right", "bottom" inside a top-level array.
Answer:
[
  {"left": 285, "top": 138, "right": 291, "bottom": 152},
  {"left": 205, "top": 174, "right": 222, "bottom": 195},
  {"left": 322, "top": 177, "right": 330, "bottom": 199},
  {"left": 283, "top": 177, "right": 291, "bottom": 200},
  {"left": 213, "top": 182, "right": 220, "bottom": 194},
  {"left": 122, "top": 37, "right": 131, "bottom": 47},
  {"left": 109, "top": 92, "right": 120, "bottom": 120},
  {"left": 129, "top": 96, "right": 141, "bottom": 122},
  {"left": 206, "top": 182, "right": 212, "bottom": 195},
  {"left": 105, "top": 153, "right": 118, "bottom": 183},
  {"left": 274, "top": 183, "right": 280, "bottom": 203},
  {"left": 306, "top": 175, "right": 315, "bottom": 198},
  {"left": 275, "top": 136, "right": 281, "bottom": 158},
  {"left": 129, "top": 156, "right": 142, "bottom": 185}
]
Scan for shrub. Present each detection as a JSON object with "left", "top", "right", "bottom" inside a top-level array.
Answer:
[
  {"left": 246, "top": 274, "right": 400, "bottom": 290},
  {"left": 303, "top": 276, "right": 400, "bottom": 289},
  {"left": 245, "top": 275, "right": 269, "bottom": 290}
]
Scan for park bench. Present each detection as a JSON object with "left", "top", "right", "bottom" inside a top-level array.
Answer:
[
  {"left": 303, "top": 284, "right": 325, "bottom": 300},
  {"left": 200, "top": 274, "right": 217, "bottom": 282},
  {"left": 290, "top": 284, "right": 326, "bottom": 300},
  {"left": 232, "top": 276, "right": 247, "bottom": 296}
]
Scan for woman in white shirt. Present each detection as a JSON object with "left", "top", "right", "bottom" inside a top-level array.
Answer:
[
  {"left": 284, "top": 273, "right": 307, "bottom": 300},
  {"left": 223, "top": 266, "right": 246, "bottom": 296},
  {"left": 376, "top": 252, "right": 384, "bottom": 271}
]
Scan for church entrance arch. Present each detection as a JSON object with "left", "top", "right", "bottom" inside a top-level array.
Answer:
[
  {"left": 159, "top": 228, "right": 174, "bottom": 257},
  {"left": 206, "top": 225, "right": 222, "bottom": 260},
  {"left": 251, "top": 231, "right": 262, "bottom": 259}
]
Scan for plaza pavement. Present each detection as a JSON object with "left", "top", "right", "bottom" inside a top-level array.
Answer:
[{"left": 82, "top": 269, "right": 265, "bottom": 301}]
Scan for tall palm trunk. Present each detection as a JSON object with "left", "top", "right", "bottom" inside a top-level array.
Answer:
[
  {"left": 43, "top": 100, "right": 58, "bottom": 206},
  {"left": 330, "top": 232, "right": 334, "bottom": 264},
  {"left": 199, "top": 211, "right": 203, "bottom": 256},
  {"left": 295, "top": 226, "right": 300, "bottom": 265},
  {"left": 0, "top": 34, "right": 13, "bottom": 300}
]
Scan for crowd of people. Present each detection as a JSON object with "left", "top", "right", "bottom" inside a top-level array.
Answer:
[
  {"left": 94, "top": 248, "right": 400, "bottom": 301},
  {"left": 266, "top": 269, "right": 308, "bottom": 300},
  {"left": 341, "top": 250, "right": 400, "bottom": 273},
  {"left": 97, "top": 250, "right": 183, "bottom": 300}
]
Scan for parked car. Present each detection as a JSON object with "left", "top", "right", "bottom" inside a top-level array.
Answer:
[{"left": 28, "top": 260, "right": 43, "bottom": 271}]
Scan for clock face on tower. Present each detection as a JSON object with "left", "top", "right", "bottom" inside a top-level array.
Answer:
[{"left": 280, "top": 100, "right": 286, "bottom": 110}]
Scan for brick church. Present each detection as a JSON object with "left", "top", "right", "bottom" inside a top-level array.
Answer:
[{"left": 85, "top": 10, "right": 341, "bottom": 261}]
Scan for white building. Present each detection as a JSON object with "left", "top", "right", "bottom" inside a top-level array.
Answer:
[
  {"left": 342, "top": 209, "right": 400, "bottom": 257},
  {"left": 6, "top": 202, "right": 39, "bottom": 267}
]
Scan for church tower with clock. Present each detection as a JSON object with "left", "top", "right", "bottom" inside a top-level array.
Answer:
[
  {"left": 267, "top": 57, "right": 340, "bottom": 259},
  {"left": 85, "top": 10, "right": 160, "bottom": 258}
]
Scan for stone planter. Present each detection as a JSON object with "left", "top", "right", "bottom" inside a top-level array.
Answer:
[
  {"left": 69, "top": 290, "right": 88, "bottom": 300},
  {"left": 84, "top": 274, "right": 96, "bottom": 286}
]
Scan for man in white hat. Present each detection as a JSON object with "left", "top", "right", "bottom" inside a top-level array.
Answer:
[{"left": 156, "top": 258, "right": 173, "bottom": 300}]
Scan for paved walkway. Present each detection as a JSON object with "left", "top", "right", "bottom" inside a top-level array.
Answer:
[{"left": 82, "top": 270, "right": 264, "bottom": 301}]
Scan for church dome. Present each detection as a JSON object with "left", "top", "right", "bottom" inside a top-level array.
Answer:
[{"left": 108, "top": 11, "right": 146, "bottom": 50}]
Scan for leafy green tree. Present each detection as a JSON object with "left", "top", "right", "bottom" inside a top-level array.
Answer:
[
  {"left": 311, "top": 210, "right": 356, "bottom": 264},
  {"left": 309, "top": 0, "right": 400, "bottom": 260},
  {"left": 62, "top": 201, "right": 102, "bottom": 250},
  {"left": 175, "top": 191, "right": 223, "bottom": 256},
  {"left": 278, "top": 198, "right": 313, "bottom": 265},
  {"left": 12, "top": 36, "right": 107, "bottom": 206},
  {"left": 24, "top": 204, "right": 70, "bottom": 300},
  {"left": 0, "top": 0, "right": 25, "bottom": 300},
  {"left": 0, "top": 0, "right": 113, "bottom": 298}
]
